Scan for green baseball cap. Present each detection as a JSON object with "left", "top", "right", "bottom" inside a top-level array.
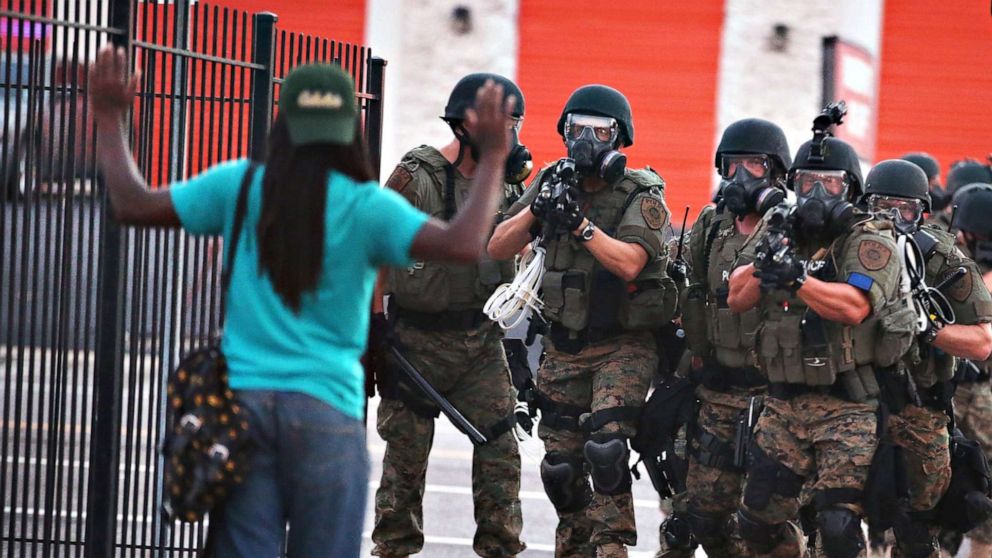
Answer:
[{"left": 279, "top": 63, "right": 358, "bottom": 146}]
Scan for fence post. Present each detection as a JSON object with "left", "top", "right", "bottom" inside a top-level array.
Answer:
[
  {"left": 84, "top": 0, "right": 131, "bottom": 555},
  {"left": 249, "top": 12, "right": 278, "bottom": 160},
  {"left": 366, "top": 56, "right": 387, "bottom": 179}
]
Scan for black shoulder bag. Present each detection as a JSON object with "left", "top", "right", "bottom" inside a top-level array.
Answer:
[{"left": 162, "top": 162, "right": 259, "bottom": 523}]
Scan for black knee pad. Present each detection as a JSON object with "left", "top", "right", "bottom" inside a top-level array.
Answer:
[
  {"left": 540, "top": 451, "right": 591, "bottom": 513},
  {"left": 583, "top": 433, "right": 631, "bottom": 496},
  {"left": 660, "top": 513, "right": 698, "bottom": 551},
  {"left": 736, "top": 508, "right": 786, "bottom": 554},
  {"left": 684, "top": 510, "right": 727, "bottom": 547},
  {"left": 742, "top": 443, "right": 804, "bottom": 511},
  {"left": 816, "top": 507, "right": 864, "bottom": 558}
]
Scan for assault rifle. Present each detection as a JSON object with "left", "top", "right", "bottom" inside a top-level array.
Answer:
[
  {"left": 535, "top": 158, "right": 580, "bottom": 246},
  {"left": 752, "top": 203, "right": 801, "bottom": 291}
]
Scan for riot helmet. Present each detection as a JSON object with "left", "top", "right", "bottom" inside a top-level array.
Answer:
[
  {"left": 901, "top": 152, "right": 946, "bottom": 211},
  {"left": 953, "top": 185, "right": 992, "bottom": 263},
  {"left": 947, "top": 160, "right": 992, "bottom": 197},
  {"left": 442, "top": 72, "right": 532, "bottom": 183},
  {"left": 715, "top": 118, "right": 791, "bottom": 217},
  {"left": 863, "top": 159, "right": 930, "bottom": 233}
]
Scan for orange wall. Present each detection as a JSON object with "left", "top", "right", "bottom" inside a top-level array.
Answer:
[
  {"left": 516, "top": 0, "right": 724, "bottom": 220},
  {"left": 875, "top": 1, "right": 992, "bottom": 178},
  {"left": 207, "top": 0, "right": 366, "bottom": 45}
]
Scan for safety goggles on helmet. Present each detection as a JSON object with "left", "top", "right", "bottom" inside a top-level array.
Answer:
[
  {"left": 563, "top": 114, "right": 619, "bottom": 143},
  {"left": 793, "top": 169, "right": 848, "bottom": 197},
  {"left": 869, "top": 195, "right": 924, "bottom": 225},
  {"left": 720, "top": 154, "right": 771, "bottom": 180}
]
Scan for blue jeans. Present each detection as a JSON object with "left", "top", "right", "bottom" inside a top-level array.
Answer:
[{"left": 212, "top": 390, "right": 369, "bottom": 557}]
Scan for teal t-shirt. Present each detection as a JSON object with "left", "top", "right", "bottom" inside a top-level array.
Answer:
[{"left": 170, "top": 158, "right": 428, "bottom": 420}]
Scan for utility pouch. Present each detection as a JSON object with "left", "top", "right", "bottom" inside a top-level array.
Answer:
[
  {"left": 546, "top": 238, "right": 575, "bottom": 270},
  {"left": 840, "top": 365, "right": 881, "bottom": 402},
  {"left": 477, "top": 258, "right": 503, "bottom": 287},
  {"left": 739, "top": 308, "right": 760, "bottom": 347},
  {"left": 934, "top": 431, "right": 992, "bottom": 532},
  {"left": 713, "top": 288, "right": 741, "bottom": 350},
  {"left": 390, "top": 262, "right": 450, "bottom": 313},
  {"left": 758, "top": 321, "right": 789, "bottom": 384},
  {"left": 560, "top": 270, "right": 589, "bottom": 332},
  {"left": 801, "top": 311, "right": 838, "bottom": 386},
  {"left": 619, "top": 277, "right": 674, "bottom": 331},
  {"left": 875, "top": 303, "right": 920, "bottom": 367},
  {"left": 680, "top": 283, "right": 711, "bottom": 354}
]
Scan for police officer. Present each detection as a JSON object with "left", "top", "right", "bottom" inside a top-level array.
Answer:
[
  {"left": 663, "top": 118, "right": 791, "bottom": 558},
  {"left": 862, "top": 160, "right": 992, "bottom": 558},
  {"left": 948, "top": 184, "right": 992, "bottom": 558},
  {"left": 489, "top": 84, "right": 676, "bottom": 558},
  {"left": 928, "top": 160, "right": 992, "bottom": 230},
  {"left": 727, "top": 136, "right": 914, "bottom": 558},
  {"left": 370, "top": 73, "right": 528, "bottom": 558},
  {"left": 901, "top": 152, "right": 946, "bottom": 213}
]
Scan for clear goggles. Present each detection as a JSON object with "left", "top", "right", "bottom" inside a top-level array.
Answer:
[
  {"left": 869, "top": 195, "right": 924, "bottom": 224},
  {"left": 720, "top": 154, "right": 771, "bottom": 179},
  {"left": 563, "top": 114, "right": 619, "bottom": 143},
  {"left": 792, "top": 169, "right": 848, "bottom": 197},
  {"left": 508, "top": 117, "right": 523, "bottom": 132}
]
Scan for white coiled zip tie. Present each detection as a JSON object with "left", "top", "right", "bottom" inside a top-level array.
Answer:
[{"left": 484, "top": 241, "right": 547, "bottom": 330}]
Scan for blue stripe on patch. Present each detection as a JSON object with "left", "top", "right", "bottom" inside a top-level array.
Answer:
[{"left": 847, "top": 272, "right": 874, "bottom": 292}]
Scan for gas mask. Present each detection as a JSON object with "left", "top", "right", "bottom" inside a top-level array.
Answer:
[
  {"left": 563, "top": 113, "right": 626, "bottom": 183},
  {"left": 792, "top": 169, "right": 857, "bottom": 241},
  {"left": 505, "top": 126, "right": 533, "bottom": 184},
  {"left": 869, "top": 195, "right": 923, "bottom": 235},
  {"left": 718, "top": 154, "right": 784, "bottom": 217}
]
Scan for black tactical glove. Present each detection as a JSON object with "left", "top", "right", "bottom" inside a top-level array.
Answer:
[
  {"left": 530, "top": 186, "right": 553, "bottom": 220},
  {"left": 551, "top": 197, "right": 585, "bottom": 232},
  {"left": 753, "top": 250, "right": 807, "bottom": 292}
]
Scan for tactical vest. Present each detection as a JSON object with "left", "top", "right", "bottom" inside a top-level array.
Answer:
[
  {"left": 681, "top": 205, "right": 760, "bottom": 368},
  {"left": 755, "top": 220, "right": 917, "bottom": 401},
  {"left": 908, "top": 227, "right": 968, "bottom": 387},
  {"left": 387, "top": 146, "right": 515, "bottom": 313},
  {"left": 540, "top": 168, "right": 677, "bottom": 335}
]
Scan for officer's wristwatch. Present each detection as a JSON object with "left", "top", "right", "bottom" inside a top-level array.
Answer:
[{"left": 577, "top": 221, "right": 596, "bottom": 242}]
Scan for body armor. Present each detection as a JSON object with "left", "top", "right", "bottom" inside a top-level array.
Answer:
[
  {"left": 682, "top": 205, "right": 760, "bottom": 369},
  {"left": 538, "top": 167, "right": 676, "bottom": 338},
  {"left": 386, "top": 146, "right": 515, "bottom": 312},
  {"left": 753, "top": 219, "right": 915, "bottom": 400}
]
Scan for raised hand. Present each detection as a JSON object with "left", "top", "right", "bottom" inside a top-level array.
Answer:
[
  {"left": 464, "top": 79, "right": 515, "bottom": 159},
  {"left": 88, "top": 44, "right": 140, "bottom": 121}
]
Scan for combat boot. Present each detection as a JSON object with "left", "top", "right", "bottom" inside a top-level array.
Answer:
[{"left": 596, "top": 542, "right": 628, "bottom": 558}]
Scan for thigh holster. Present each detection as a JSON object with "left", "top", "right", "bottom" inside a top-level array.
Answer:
[{"left": 742, "top": 443, "right": 804, "bottom": 512}]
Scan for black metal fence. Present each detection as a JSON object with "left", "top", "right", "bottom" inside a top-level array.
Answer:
[{"left": 0, "top": 1, "right": 385, "bottom": 555}]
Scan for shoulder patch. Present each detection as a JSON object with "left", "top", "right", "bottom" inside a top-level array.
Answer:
[
  {"left": 640, "top": 197, "right": 666, "bottom": 230},
  {"left": 942, "top": 266, "right": 974, "bottom": 303},
  {"left": 858, "top": 239, "right": 892, "bottom": 271},
  {"left": 384, "top": 165, "right": 413, "bottom": 193}
]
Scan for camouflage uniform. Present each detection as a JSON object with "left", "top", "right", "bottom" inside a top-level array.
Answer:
[
  {"left": 737, "top": 215, "right": 912, "bottom": 558},
  {"left": 952, "top": 256, "right": 992, "bottom": 547},
  {"left": 882, "top": 225, "right": 992, "bottom": 558},
  {"left": 665, "top": 204, "right": 767, "bottom": 557},
  {"left": 372, "top": 146, "right": 525, "bottom": 558},
  {"left": 508, "top": 165, "right": 676, "bottom": 557}
]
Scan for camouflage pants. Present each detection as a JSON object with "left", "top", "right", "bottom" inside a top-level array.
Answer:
[
  {"left": 740, "top": 393, "right": 878, "bottom": 558},
  {"left": 538, "top": 331, "right": 657, "bottom": 556},
  {"left": 953, "top": 380, "right": 992, "bottom": 545},
  {"left": 372, "top": 321, "right": 525, "bottom": 558},
  {"left": 879, "top": 403, "right": 951, "bottom": 558},
  {"left": 683, "top": 385, "right": 761, "bottom": 558}
]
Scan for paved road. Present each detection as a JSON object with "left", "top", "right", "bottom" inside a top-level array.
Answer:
[{"left": 360, "top": 396, "right": 667, "bottom": 557}]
